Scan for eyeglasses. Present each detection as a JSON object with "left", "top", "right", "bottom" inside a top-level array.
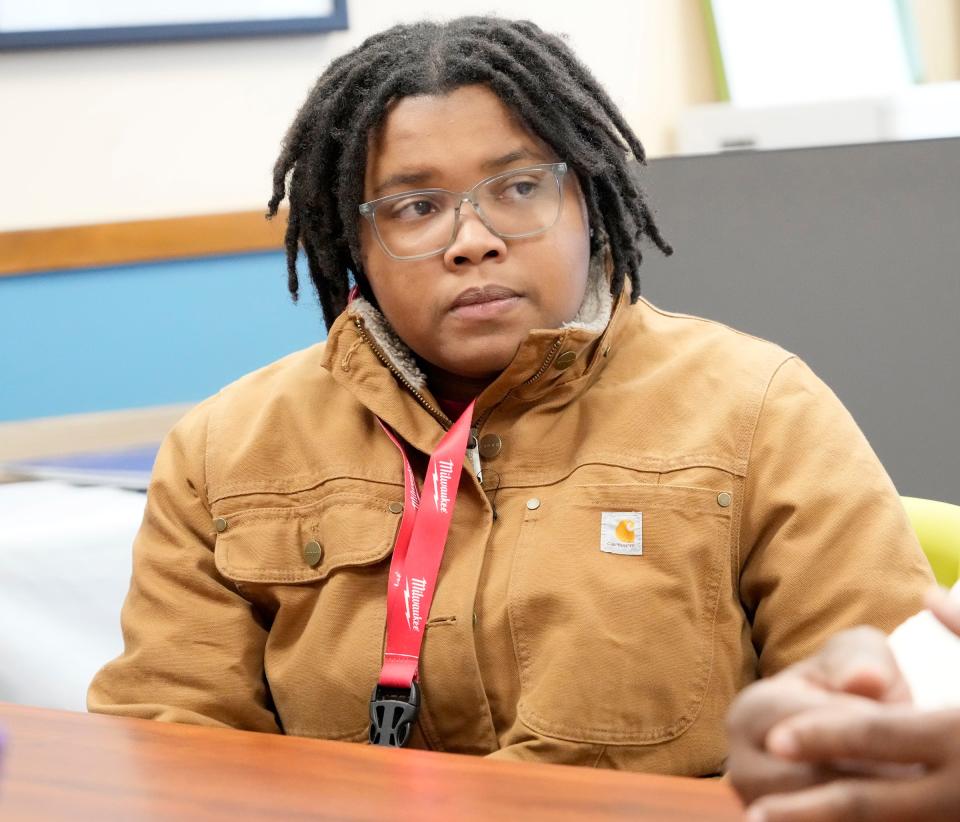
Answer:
[{"left": 358, "top": 162, "right": 568, "bottom": 261}]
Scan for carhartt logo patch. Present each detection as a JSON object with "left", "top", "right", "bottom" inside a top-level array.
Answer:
[{"left": 600, "top": 512, "right": 643, "bottom": 555}]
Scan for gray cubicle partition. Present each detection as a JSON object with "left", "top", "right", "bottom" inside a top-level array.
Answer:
[{"left": 639, "top": 138, "right": 959, "bottom": 504}]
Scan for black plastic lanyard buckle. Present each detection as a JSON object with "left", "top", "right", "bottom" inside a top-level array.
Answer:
[{"left": 369, "top": 681, "right": 420, "bottom": 747}]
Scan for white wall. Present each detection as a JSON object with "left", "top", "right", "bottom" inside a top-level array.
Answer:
[{"left": 0, "top": 0, "right": 713, "bottom": 231}]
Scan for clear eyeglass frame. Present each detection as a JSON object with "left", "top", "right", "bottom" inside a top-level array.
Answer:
[{"left": 358, "top": 162, "right": 568, "bottom": 261}]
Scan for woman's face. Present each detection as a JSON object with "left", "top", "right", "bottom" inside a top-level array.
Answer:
[{"left": 359, "top": 84, "right": 591, "bottom": 382}]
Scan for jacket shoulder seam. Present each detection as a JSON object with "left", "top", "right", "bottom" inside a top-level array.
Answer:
[
  {"left": 638, "top": 297, "right": 796, "bottom": 352},
  {"left": 735, "top": 354, "right": 799, "bottom": 574},
  {"left": 203, "top": 390, "right": 225, "bottom": 508}
]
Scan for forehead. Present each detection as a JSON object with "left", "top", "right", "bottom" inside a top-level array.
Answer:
[{"left": 365, "top": 85, "right": 550, "bottom": 190}]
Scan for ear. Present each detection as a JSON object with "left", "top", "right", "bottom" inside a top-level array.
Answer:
[{"left": 588, "top": 227, "right": 614, "bottom": 281}]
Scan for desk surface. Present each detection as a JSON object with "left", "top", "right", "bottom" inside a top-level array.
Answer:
[{"left": 0, "top": 703, "right": 744, "bottom": 820}]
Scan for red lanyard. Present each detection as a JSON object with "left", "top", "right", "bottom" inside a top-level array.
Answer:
[{"left": 369, "top": 401, "right": 475, "bottom": 746}]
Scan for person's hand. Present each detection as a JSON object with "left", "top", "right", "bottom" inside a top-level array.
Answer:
[
  {"left": 727, "top": 626, "right": 912, "bottom": 806},
  {"left": 746, "top": 704, "right": 960, "bottom": 822},
  {"left": 926, "top": 584, "right": 960, "bottom": 636},
  {"left": 732, "top": 586, "right": 960, "bottom": 821}
]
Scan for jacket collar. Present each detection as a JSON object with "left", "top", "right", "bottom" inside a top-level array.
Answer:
[{"left": 320, "top": 263, "right": 632, "bottom": 452}]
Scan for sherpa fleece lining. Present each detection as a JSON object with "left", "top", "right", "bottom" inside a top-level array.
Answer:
[{"left": 348, "top": 254, "right": 613, "bottom": 390}]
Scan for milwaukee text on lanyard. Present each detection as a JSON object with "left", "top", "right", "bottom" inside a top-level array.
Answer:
[{"left": 369, "top": 401, "right": 475, "bottom": 747}]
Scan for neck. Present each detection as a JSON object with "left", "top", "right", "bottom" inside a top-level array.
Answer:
[{"left": 424, "top": 364, "right": 497, "bottom": 403}]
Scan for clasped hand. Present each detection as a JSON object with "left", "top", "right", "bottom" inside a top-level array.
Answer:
[{"left": 727, "top": 589, "right": 960, "bottom": 822}]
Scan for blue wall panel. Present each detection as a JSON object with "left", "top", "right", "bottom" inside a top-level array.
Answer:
[{"left": 0, "top": 252, "right": 325, "bottom": 421}]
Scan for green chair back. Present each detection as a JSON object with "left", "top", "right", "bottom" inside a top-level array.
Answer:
[{"left": 902, "top": 496, "right": 960, "bottom": 587}]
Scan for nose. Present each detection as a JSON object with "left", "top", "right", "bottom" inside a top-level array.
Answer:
[{"left": 442, "top": 200, "right": 507, "bottom": 270}]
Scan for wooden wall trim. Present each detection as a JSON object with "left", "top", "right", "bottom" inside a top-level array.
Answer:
[
  {"left": 0, "top": 403, "right": 193, "bottom": 482},
  {"left": 0, "top": 209, "right": 289, "bottom": 277}
]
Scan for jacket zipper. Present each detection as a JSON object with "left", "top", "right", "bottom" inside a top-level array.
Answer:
[
  {"left": 473, "top": 336, "right": 563, "bottom": 522},
  {"left": 356, "top": 318, "right": 563, "bottom": 523},
  {"left": 355, "top": 315, "right": 565, "bottom": 436},
  {"left": 472, "top": 335, "right": 565, "bottom": 431},
  {"left": 354, "top": 317, "right": 452, "bottom": 430}
]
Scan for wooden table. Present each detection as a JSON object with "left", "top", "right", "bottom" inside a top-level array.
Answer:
[{"left": 0, "top": 703, "right": 744, "bottom": 820}]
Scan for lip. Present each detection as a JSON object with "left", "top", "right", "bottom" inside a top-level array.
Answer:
[
  {"left": 448, "top": 285, "right": 522, "bottom": 320},
  {"left": 450, "top": 285, "right": 521, "bottom": 308}
]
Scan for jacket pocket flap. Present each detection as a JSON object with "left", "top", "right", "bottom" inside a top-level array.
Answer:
[{"left": 214, "top": 492, "right": 398, "bottom": 584}]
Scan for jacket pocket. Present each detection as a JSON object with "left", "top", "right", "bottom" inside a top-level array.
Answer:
[
  {"left": 213, "top": 491, "right": 398, "bottom": 584},
  {"left": 509, "top": 482, "right": 730, "bottom": 745},
  {"left": 212, "top": 490, "right": 400, "bottom": 740}
]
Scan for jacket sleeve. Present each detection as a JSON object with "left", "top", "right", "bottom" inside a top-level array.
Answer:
[
  {"left": 87, "top": 398, "right": 281, "bottom": 732},
  {"left": 739, "top": 356, "right": 934, "bottom": 677}
]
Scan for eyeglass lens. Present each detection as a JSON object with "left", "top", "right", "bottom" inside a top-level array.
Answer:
[{"left": 371, "top": 166, "right": 562, "bottom": 259}]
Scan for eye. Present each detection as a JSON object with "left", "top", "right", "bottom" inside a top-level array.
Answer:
[
  {"left": 510, "top": 180, "right": 538, "bottom": 197},
  {"left": 497, "top": 176, "right": 544, "bottom": 201},
  {"left": 387, "top": 196, "right": 442, "bottom": 221}
]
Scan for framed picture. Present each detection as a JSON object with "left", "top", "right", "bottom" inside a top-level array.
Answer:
[
  {"left": 0, "top": 0, "right": 348, "bottom": 50},
  {"left": 703, "top": 0, "right": 921, "bottom": 106}
]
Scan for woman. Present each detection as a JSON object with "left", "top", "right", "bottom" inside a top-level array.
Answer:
[{"left": 89, "top": 17, "right": 932, "bottom": 774}]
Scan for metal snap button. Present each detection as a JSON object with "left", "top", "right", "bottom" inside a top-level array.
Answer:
[
  {"left": 478, "top": 434, "right": 502, "bottom": 459},
  {"left": 554, "top": 350, "right": 577, "bottom": 370},
  {"left": 388, "top": 501, "right": 404, "bottom": 514},
  {"left": 526, "top": 498, "right": 541, "bottom": 511},
  {"left": 213, "top": 517, "right": 228, "bottom": 533},
  {"left": 717, "top": 492, "right": 732, "bottom": 508},
  {"left": 303, "top": 540, "right": 323, "bottom": 566}
]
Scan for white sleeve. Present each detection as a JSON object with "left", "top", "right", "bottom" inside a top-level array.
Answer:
[{"left": 887, "top": 583, "right": 960, "bottom": 710}]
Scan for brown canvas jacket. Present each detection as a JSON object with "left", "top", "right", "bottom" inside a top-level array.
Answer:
[{"left": 88, "top": 292, "right": 933, "bottom": 774}]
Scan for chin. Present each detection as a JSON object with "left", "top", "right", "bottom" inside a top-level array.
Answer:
[{"left": 441, "top": 347, "right": 516, "bottom": 380}]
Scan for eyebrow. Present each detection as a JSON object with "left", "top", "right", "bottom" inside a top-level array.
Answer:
[
  {"left": 371, "top": 147, "right": 545, "bottom": 198},
  {"left": 481, "top": 148, "right": 540, "bottom": 171},
  {"left": 371, "top": 171, "right": 435, "bottom": 198}
]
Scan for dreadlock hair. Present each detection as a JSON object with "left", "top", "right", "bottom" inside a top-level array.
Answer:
[{"left": 267, "top": 16, "right": 673, "bottom": 331}]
